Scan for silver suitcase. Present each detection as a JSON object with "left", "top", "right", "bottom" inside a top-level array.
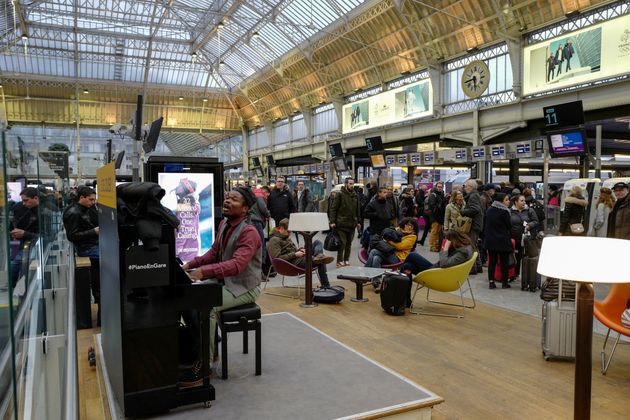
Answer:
[{"left": 541, "top": 278, "right": 577, "bottom": 360}]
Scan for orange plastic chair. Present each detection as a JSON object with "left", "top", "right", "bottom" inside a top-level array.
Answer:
[{"left": 593, "top": 282, "right": 630, "bottom": 374}]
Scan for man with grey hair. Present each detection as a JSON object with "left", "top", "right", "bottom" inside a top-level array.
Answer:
[{"left": 461, "top": 179, "right": 484, "bottom": 274}]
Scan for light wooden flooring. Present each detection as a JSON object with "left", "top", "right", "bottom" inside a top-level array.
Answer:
[{"left": 78, "top": 288, "right": 630, "bottom": 419}]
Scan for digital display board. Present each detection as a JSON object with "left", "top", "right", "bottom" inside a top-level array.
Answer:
[
  {"left": 547, "top": 129, "right": 587, "bottom": 158},
  {"left": 369, "top": 153, "right": 387, "bottom": 169},
  {"left": 343, "top": 79, "right": 433, "bottom": 133},
  {"left": 423, "top": 152, "right": 434, "bottom": 164},
  {"left": 543, "top": 101, "right": 584, "bottom": 128},
  {"left": 329, "top": 143, "right": 344, "bottom": 158},
  {"left": 332, "top": 157, "right": 348, "bottom": 172},
  {"left": 472, "top": 147, "right": 486, "bottom": 161},
  {"left": 252, "top": 156, "right": 261, "bottom": 167},
  {"left": 365, "top": 136, "right": 383, "bottom": 152},
  {"left": 454, "top": 149, "right": 467, "bottom": 161},
  {"left": 386, "top": 155, "right": 396, "bottom": 166},
  {"left": 410, "top": 153, "right": 421, "bottom": 164},
  {"left": 397, "top": 154, "right": 408, "bottom": 165},
  {"left": 491, "top": 145, "right": 506, "bottom": 158},
  {"left": 516, "top": 143, "right": 531, "bottom": 154},
  {"left": 523, "top": 13, "right": 630, "bottom": 96}
]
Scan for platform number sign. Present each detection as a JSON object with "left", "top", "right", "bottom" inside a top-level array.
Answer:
[{"left": 543, "top": 101, "right": 584, "bottom": 129}]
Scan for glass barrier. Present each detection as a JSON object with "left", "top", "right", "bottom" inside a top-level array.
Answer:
[{"left": 0, "top": 131, "right": 77, "bottom": 420}]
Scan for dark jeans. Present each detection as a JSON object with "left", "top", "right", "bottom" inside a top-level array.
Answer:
[
  {"left": 365, "top": 248, "right": 398, "bottom": 268},
  {"left": 336, "top": 228, "right": 354, "bottom": 263},
  {"left": 401, "top": 252, "right": 434, "bottom": 275},
  {"left": 77, "top": 245, "right": 101, "bottom": 325},
  {"left": 296, "top": 240, "right": 329, "bottom": 287},
  {"left": 487, "top": 250, "right": 510, "bottom": 282},
  {"left": 469, "top": 230, "right": 482, "bottom": 272},
  {"left": 514, "top": 242, "right": 523, "bottom": 276}
]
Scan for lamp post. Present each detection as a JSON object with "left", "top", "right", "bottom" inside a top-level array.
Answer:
[
  {"left": 288, "top": 212, "right": 330, "bottom": 308},
  {"left": 537, "top": 236, "right": 630, "bottom": 420}
]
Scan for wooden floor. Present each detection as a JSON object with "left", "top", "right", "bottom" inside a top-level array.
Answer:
[{"left": 78, "top": 288, "right": 630, "bottom": 419}]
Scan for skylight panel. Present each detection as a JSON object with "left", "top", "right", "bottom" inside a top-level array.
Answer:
[{"left": 258, "top": 24, "right": 294, "bottom": 57}]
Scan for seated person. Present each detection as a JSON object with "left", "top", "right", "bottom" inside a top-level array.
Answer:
[
  {"left": 365, "top": 217, "right": 418, "bottom": 269},
  {"left": 401, "top": 230, "right": 473, "bottom": 276},
  {"left": 267, "top": 218, "right": 334, "bottom": 288}
]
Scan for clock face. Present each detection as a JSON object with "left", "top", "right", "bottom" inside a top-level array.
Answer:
[{"left": 461, "top": 60, "right": 490, "bottom": 98}]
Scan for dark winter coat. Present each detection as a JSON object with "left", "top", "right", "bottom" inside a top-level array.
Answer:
[
  {"left": 364, "top": 197, "right": 395, "bottom": 235},
  {"left": 330, "top": 186, "right": 360, "bottom": 230},
  {"left": 63, "top": 202, "right": 99, "bottom": 253},
  {"left": 608, "top": 192, "right": 630, "bottom": 240},
  {"left": 293, "top": 188, "right": 316, "bottom": 213},
  {"left": 267, "top": 230, "right": 301, "bottom": 265},
  {"left": 461, "top": 190, "right": 484, "bottom": 233},
  {"left": 483, "top": 202, "right": 513, "bottom": 252},
  {"left": 268, "top": 186, "right": 295, "bottom": 223},
  {"left": 509, "top": 206, "right": 539, "bottom": 242},
  {"left": 559, "top": 195, "right": 587, "bottom": 236},
  {"left": 426, "top": 189, "right": 446, "bottom": 224},
  {"left": 399, "top": 192, "right": 416, "bottom": 219}
]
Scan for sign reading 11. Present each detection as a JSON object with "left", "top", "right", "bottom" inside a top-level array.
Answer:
[{"left": 545, "top": 108, "right": 558, "bottom": 126}]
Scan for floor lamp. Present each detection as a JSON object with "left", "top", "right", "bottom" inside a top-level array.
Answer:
[
  {"left": 537, "top": 236, "right": 630, "bottom": 420},
  {"left": 288, "top": 212, "right": 330, "bottom": 308}
]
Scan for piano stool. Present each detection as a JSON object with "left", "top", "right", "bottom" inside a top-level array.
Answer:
[{"left": 218, "top": 303, "right": 262, "bottom": 380}]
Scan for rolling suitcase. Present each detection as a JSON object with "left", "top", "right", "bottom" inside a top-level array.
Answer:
[
  {"left": 380, "top": 273, "right": 410, "bottom": 316},
  {"left": 521, "top": 256, "right": 540, "bottom": 292},
  {"left": 541, "top": 279, "right": 576, "bottom": 360}
]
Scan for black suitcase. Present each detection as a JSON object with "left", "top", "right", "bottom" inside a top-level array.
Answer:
[
  {"left": 313, "top": 286, "right": 345, "bottom": 304},
  {"left": 380, "top": 273, "right": 411, "bottom": 316},
  {"left": 521, "top": 256, "right": 539, "bottom": 292}
]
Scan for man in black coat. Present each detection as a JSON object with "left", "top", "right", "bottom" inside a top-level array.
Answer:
[
  {"left": 268, "top": 176, "right": 295, "bottom": 226},
  {"left": 363, "top": 187, "right": 395, "bottom": 236},
  {"left": 63, "top": 186, "right": 101, "bottom": 324},
  {"left": 426, "top": 182, "right": 446, "bottom": 252}
]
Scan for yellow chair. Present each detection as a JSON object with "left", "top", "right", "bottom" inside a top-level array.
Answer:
[{"left": 410, "top": 252, "right": 478, "bottom": 318}]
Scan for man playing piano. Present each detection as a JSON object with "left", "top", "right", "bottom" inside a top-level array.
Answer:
[{"left": 180, "top": 186, "right": 262, "bottom": 386}]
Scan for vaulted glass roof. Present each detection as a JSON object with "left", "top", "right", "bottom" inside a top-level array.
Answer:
[{"left": 0, "top": 0, "right": 366, "bottom": 89}]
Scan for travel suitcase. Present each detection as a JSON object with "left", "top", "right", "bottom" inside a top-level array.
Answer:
[
  {"left": 489, "top": 239, "right": 516, "bottom": 282},
  {"left": 521, "top": 256, "right": 540, "bottom": 292},
  {"left": 541, "top": 279, "right": 577, "bottom": 360},
  {"left": 380, "top": 273, "right": 411, "bottom": 316}
]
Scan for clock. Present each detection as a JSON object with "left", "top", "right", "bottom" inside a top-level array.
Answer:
[{"left": 461, "top": 60, "right": 490, "bottom": 98}]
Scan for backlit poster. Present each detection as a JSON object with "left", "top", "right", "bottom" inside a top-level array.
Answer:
[
  {"left": 523, "top": 13, "right": 630, "bottom": 95},
  {"left": 7, "top": 182, "right": 22, "bottom": 202},
  {"left": 158, "top": 173, "right": 214, "bottom": 262}
]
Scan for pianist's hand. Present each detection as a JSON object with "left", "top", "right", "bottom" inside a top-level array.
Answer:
[
  {"left": 181, "top": 263, "right": 190, "bottom": 271},
  {"left": 188, "top": 268, "right": 204, "bottom": 282}
]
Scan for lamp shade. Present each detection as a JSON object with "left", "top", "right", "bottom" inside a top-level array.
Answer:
[
  {"left": 288, "top": 212, "right": 330, "bottom": 232},
  {"left": 537, "top": 236, "right": 630, "bottom": 283}
]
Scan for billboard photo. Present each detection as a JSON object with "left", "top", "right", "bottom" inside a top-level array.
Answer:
[
  {"left": 523, "top": 13, "right": 630, "bottom": 95},
  {"left": 396, "top": 81, "right": 429, "bottom": 118},
  {"left": 347, "top": 100, "right": 369, "bottom": 129}
]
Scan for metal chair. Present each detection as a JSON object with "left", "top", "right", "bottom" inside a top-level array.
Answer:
[
  {"left": 263, "top": 244, "right": 320, "bottom": 299},
  {"left": 410, "top": 252, "right": 478, "bottom": 318},
  {"left": 594, "top": 282, "right": 630, "bottom": 374}
]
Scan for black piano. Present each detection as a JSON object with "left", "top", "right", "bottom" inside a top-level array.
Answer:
[{"left": 100, "top": 222, "right": 222, "bottom": 417}]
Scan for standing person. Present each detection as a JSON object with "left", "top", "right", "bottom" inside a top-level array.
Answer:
[
  {"left": 399, "top": 186, "right": 416, "bottom": 219},
  {"left": 554, "top": 44, "right": 564, "bottom": 78},
  {"left": 591, "top": 187, "right": 614, "bottom": 237},
  {"left": 559, "top": 185, "right": 588, "bottom": 236},
  {"left": 483, "top": 193, "right": 513, "bottom": 289},
  {"left": 10, "top": 187, "right": 44, "bottom": 283},
  {"left": 444, "top": 190, "right": 464, "bottom": 232},
  {"left": 63, "top": 186, "right": 101, "bottom": 324},
  {"left": 355, "top": 185, "right": 368, "bottom": 236},
  {"left": 461, "top": 179, "right": 484, "bottom": 274},
  {"left": 268, "top": 176, "right": 295, "bottom": 226},
  {"left": 249, "top": 190, "right": 272, "bottom": 275},
  {"left": 363, "top": 187, "right": 395, "bottom": 236},
  {"left": 547, "top": 54, "right": 556, "bottom": 82},
  {"left": 180, "top": 187, "right": 262, "bottom": 385},
  {"left": 293, "top": 180, "right": 315, "bottom": 213},
  {"left": 548, "top": 185, "right": 560, "bottom": 206},
  {"left": 509, "top": 194, "right": 539, "bottom": 282},
  {"left": 480, "top": 184, "right": 495, "bottom": 212},
  {"left": 385, "top": 186, "right": 399, "bottom": 226},
  {"left": 607, "top": 182, "right": 630, "bottom": 240},
  {"left": 329, "top": 177, "right": 360, "bottom": 267},
  {"left": 426, "top": 181, "right": 446, "bottom": 252},
  {"left": 415, "top": 185, "right": 430, "bottom": 246},
  {"left": 564, "top": 40, "right": 574, "bottom": 72}
]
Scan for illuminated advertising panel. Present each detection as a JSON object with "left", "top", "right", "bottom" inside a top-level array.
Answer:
[
  {"left": 342, "top": 79, "right": 433, "bottom": 134},
  {"left": 523, "top": 13, "right": 630, "bottom": 96}
]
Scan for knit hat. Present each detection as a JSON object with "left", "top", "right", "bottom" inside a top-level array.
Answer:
[{"left": 234, "top": 187, "right": 257, "bottom": 208}]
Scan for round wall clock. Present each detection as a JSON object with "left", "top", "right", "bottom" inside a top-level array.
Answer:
[{"left": 461, "top": 60, "right": 490, "bottom": 98}]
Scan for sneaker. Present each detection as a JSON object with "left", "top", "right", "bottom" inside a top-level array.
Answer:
[
  {"left": 313, "top": 255, "right": 334, "bottom": 265},
  {"left": 489, "top": 281, "right": 496, "bottom": 289},
  {"left": 178, "top": 360, "right": 207, "bottom": 388},
  {"left": 336, "top": 262, "right": 345, "bottom": 269},
  {"left": 344, "top": 261, "right": 350, "bottom": 266}
]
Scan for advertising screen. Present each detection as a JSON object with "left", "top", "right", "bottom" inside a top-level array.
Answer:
[
  {"left": 158, "top": 173, "right": 215, "bottom": 262},
  {"left": 369, "top": 153, "right": 387, "bottom": 169},
  {"left": 342, "top": 79, "right": 433, "bottom": 134},
  {"left": 547, "top": 130, "right": 587, "bottom": 157},
  {"left": 7, "top": 182, "right": 22, "bottom": 202},
  {"left": 523, "top": 13, "right": 630, "bottom": 95},
  {"left": 332, "top": 157, "right": 348, "bottom": 172}
]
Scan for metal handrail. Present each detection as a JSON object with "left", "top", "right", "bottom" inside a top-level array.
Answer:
[{"left": 64, "top": 250, "right": 78, "bottom": 420}]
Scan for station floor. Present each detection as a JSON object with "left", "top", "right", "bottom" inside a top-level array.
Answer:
[{"left": 78, "top": 227, "right": 630, "bottom": 419}]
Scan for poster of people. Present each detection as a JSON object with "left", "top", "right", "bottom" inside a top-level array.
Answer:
[
  {"left": 523, "top": 13, "right": 630, "bottom": 95},
  {"left": 158, "top": 173, "right": 214, "bottom": 262},
  {"left": 342, "top": 79, "right": 433, "bottom": 134}
]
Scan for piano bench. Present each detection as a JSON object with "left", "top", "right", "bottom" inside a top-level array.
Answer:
[{"left": 218, "top": 303, "right": 261, "bottom": 380}]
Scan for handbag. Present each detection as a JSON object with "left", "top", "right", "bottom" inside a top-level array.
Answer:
[
  {"left": 455, "top": 216, "right": 472, "bottom": 234},
  {"left": 570, "top": 223, "right": 585, "bottom": 235},
  {"left": 324, "top": 229, "right": 340, "bottom": 252},
  {"left": 507, "top": 252, "right": 516, "bottom": 267}
]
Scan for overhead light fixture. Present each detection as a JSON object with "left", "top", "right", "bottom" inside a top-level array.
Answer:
[
  {"left": 565, "top": 10, "right": 580, "bottom": 18},
  {"left": 178, "top": 96, "right": 184, "bottom": 100},
  {"left": 219, "top": 60, "right": 226, "bottom": 66},
  {"left": 467, "top": 46, "right": 479, "bottom": 54},
  {"left": 354, "top": 88, "right": 361, "bottom": 92},
  {"left": 191, "top": 52, "right": 198, "bottom": 61},
  {"left": 21, "top": 34, "right": 28, "bottom": 42},
  {"left": 83, "top": 89, "right": 89, "bottom": 94},
  {"left": 0, "top": 84, "right": 3, "bottom": 89},
  {"left": 252, "top": 31, "right": 260, "bottom": 39},
  {"left": 400, "top": 70, "right": 411, "bottom": 76},
  {"left": 217, "top": 21, "right": 225, "bottom": 29},
  {"left": 202, "top": 98, "right": 208, "bottom": 102}
]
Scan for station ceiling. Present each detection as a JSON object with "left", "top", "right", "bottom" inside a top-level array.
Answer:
[{"left": 0, "top": 0, "right": 615, "bottom": 132}]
